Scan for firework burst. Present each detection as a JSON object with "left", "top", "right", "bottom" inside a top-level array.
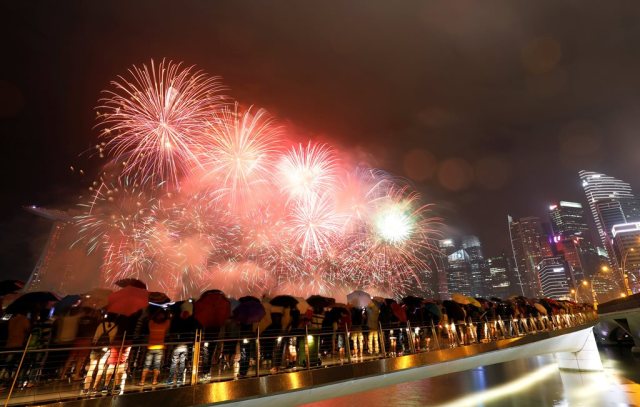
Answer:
[
  {"left": 201, "top": 103, "right": 282, "bottom": 208},
  {"left": 277, "top": 142, "right": 338, "bottom": 200},
  {"left": 96, "top": 59, "right": 225, "bottom": 187},
  {"left": 73, "top": 60, "right": 442, "bottom": 298}
]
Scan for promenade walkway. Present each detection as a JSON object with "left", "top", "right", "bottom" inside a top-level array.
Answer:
[{"left": 0, "top": 312, "right": 596, "bottom": 406}]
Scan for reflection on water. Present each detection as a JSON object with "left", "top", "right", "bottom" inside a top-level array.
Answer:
[{"left": 302, "top": 348, "right": 640, "bottom": 407}]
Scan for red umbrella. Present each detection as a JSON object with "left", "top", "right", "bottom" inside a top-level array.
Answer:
[
  {"left": 107, "top": 286, "right": 149, "bottom": 316},
  {"left": 194, "top": 291, "right": 231, "bottom": 328},
  {"left": 115, "top": 278, "right": 147, "bottom": 289},
  {"left": 391, "top": 303, "right": 407, "bottom": 322}
]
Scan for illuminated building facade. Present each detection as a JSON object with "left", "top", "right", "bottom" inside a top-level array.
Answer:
[
  {"left": 508, "top": 215, "right": 551, "bottom": 297},
  {"left": 579, "top": 170, "right": 640, "bottom": 274},
  {"left": 537, "top": 256, "right": 572, "bottom": 300},
  {"left": 549, "top": 201, "right": 590, "bottom": 238},
  {"left": 487, "top": 253, "right": 516, "bottom": 298}
]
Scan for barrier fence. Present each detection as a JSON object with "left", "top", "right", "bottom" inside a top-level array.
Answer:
[{"left": 0, "top": 311, "right": 597, "bottom": 406}]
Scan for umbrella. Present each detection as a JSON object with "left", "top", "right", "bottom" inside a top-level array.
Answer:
[
  {"left": 306, "top": 295, "right": 335, "bottom": 311},
  {"left": 194, "top": 291, "right": 231, "bottom": 328},
  {"left": 107, "top": 286, "right": 149, "bottom": 316},
  {"left": 115, "top": 278, "right": 147, "bottom": 289},
  {"left": 451, "top": 293, "right": 470, "bottom": 305},
  {"left": 390, "top": 303, "right": 407, "bottom": 322},
  {"left": 149, "top": 292, "right": 171, "bottom": 304},
  {"left": 347, "top": 290, "right": 372, "bottom": 308},
  {"left": 269, "top": 295, "right": 298, "bottom": 308},
  {"left": 443, "top": 300, "right": 466, "bottom": 322},
  {"left": 466, "top": 297, "right": 482, "bottom": 308},
  {"left": 402, "top": 296, "right": 424, "bottom": 308},
  {"left": 6, "top": 291, "right": 60, "bottom": 314},
  {"left": 534, "top": 303, "right": 548, "bottom": 315},
  {"left": 239, "top": 296, "right": 261, "bottom": 304},
  {"left": 82, "top": 288, "right": 112, "bottom": 309},
  {"left": 295, "top": 297, "right": 311, "bottom": 314},
  {"left": 372, "top": 296, "right": 386, "bottom": 305},
  {"left": 0, "top": 280, "right": 25, "bottom": 296},
  {"left": 233, "top": 301, "right": 266, "bottom": 324},
  {"left": 1, "top": 293, "right": 20, "bottom": 311},
  {"left": 54, "top": 295, "right": 82, "bottom": 315},
  {"left": 424, "top": 302, "right": 443, "bottom": 319}
]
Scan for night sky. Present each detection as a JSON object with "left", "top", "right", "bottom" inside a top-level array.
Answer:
[{"left": 2, "top": 1, "right": 640, "bottom": 281}]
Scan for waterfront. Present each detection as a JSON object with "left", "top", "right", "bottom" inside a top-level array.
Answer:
[{"left": 303, "top": 346, "right": 640, "bottom": 407}]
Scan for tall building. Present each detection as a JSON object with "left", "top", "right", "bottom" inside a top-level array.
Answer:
[
  {"left": 579, "top": 170, "right": 640, "bottom": 248},
  {"left": 611, "top": 222, "right": 640, "bottom": 293},
  {"left": 461, "top": 236, "right": 491, "bottom": 297},
  {"left": 487, "top": 253, "right": 516, "bottom": 298},
  {"left": 446, "top": 248, "right": 473, "bottom": 297},
  {"left": 439, "top": 236, "right": 490, "bottom": 298},
  {"left": 579, "top": 171, "right": 640, "bottom": 269},
  {"left": 508, "top": 215, "right": 551, "bottom": 297},
  {"left": 549, "top": 201, "right": 590, "bottom": 239},
  {"left": 537, "top": 256, "right": 572, "bottom": 300}
]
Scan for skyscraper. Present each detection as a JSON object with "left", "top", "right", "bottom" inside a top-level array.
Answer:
[
  {"left": 548, "top": 201, "right": 590, "bottom": 238},
  {"left": 579, "top": 170, "right": 640, "bottom": 252},
  {"left": 508, "top": 215, "right": 551, "bottom": 297},
  {"left": 487, "top": 253, "right": 516, "bottom": 298},
  {"left": 461, "top": 236, "right": 491, "bottom": 297},
  {"left": 611, "top": 222, "right": 640, "bottom": 293},
  {"left": 446, "top": 248, "right": 473, "bottom": 297},
  {"left": 537, "top": 256, "right": 572, "bottom": 300},
  {"left": 579, "top": 171, "right": 640, "bottom": 291}
]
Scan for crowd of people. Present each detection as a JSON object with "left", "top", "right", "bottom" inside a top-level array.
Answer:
[{"left": 0, "top": 279, "right": 595, "bottom": 396}]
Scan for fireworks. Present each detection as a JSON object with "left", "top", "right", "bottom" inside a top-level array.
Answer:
[
  {"left": 96, "top": 59, "right": 225, "bottom": 187},
  {"left": 201, "top": 103, "right": 282, "bottom": 208},
  {"left": 73, "top": 59, "right": 441, "bottom": 298},
  {"left": 278, "top": 142, "right": 338, "bottom": 200}
]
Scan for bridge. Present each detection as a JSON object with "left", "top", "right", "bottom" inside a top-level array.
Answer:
[
  {"left": 2, "top": 313, "right": 600, "bottom": 407},
  {"left": 595, "top": 293, "right": 640, "bottom": 352}
]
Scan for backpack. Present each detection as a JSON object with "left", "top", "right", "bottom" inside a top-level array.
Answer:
[{"left": 95, "top": 322, "right": 117, "bottom": 347}]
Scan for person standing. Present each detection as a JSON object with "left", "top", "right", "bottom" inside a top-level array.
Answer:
[
  {"left": 0, "top": 311, "right": 31, "bottom": 387},
  {"left": 366, "top": 302, "right": 380, "bottom": 355},
  {"left": 82, "top": 314, "right": 117, "bottom": 394},
  {"left": 139, "top": 311, "right": 170, "bottom": 386}
]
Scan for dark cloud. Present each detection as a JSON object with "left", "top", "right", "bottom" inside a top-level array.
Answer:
[{"left": 2, "top": 1, "right": 640, "bottom": 279}]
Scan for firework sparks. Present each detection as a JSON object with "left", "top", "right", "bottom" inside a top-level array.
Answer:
[
  {"left": 72, "top": 60, "right": 442, "bottom": 298},
  {"left": 201, "top": 103, "right": 282, "bottom": 208},
  {"left": 278, "top": 142, "right": 338, "bottom": 200},
  {"left": 97, "top": 59, "right": 225, "bottom": 187}
]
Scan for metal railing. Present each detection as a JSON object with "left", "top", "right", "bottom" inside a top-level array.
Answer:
[{"left": 0, "top": 311, "right": 597, "bottom": 406}]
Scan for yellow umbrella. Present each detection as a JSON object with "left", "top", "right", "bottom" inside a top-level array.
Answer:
[
  {"left": 466, "top": 297, "right": 482, "bottom": 308},
  {"left": 451, "top": 293, "right": 470, "bottom": 305}
]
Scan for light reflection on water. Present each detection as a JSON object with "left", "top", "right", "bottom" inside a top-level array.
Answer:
[{"left": 302, "top": 350, "right": 640, "bottom": 407}]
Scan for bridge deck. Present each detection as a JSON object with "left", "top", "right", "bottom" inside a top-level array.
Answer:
[{"left": 2, "top": 315, "right": 596, "bottom": 407}]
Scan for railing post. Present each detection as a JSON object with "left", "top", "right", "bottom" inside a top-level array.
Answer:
[
  {"left": 4, "top": 334, "right": 31, "bottom": 407},
  {"left": 344, "top": 325, "right": 352, "bottom": 363},
  {"left": 255, "top": 327, "right": 260, "bottom": 377},
  {"left": 430, "top": 321, "right": 440, "bottom": 350},
  {"left": 406, "top": 321, "right": 416, "bottom": 354},
  {"left": 304, "top": 325, "right": 311, "bottom": 370},
  {"left": 191, "top": 329, "right": 201, "bottom": 385},
  {"left": 111, "top": 331, "right": 126, "bottom": 394},
  {"left": 378, "top": 322, "right": 386, "bottom": 356}
]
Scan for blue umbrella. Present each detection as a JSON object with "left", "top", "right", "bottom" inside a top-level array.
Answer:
[{"left": 54, "top": 295, "right": 82, "bottom": 315}]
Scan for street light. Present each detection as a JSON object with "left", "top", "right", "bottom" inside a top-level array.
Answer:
[
  {"left": 579, "top": 279, "right": 598, "bottom": 310},
  {"left": 570, "top": 288, "right": 577, "bottom": 302},
  {"left": 620, "top": 248, "right": 635, "bottom": 296}
]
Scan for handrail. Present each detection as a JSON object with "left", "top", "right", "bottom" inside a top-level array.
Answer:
[{"left": 0, "top": 311, "right": 597, "bottom": 406}]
